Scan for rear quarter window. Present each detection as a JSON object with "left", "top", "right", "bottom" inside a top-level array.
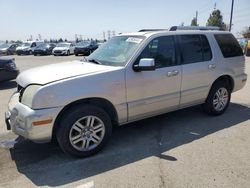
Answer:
[{"left": 214, "top": 34, "right": 243, "bottom": 58}]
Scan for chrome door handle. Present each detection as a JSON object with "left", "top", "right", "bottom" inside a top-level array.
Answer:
[
  {"left": 208, "top": 64, "right": 216, "bottom": 69},
  {"left": 167, "top": 70, "right": 179, "bottom": 77}
]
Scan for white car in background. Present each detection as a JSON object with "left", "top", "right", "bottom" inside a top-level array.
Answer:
[
  {"left": 52, "top": 42, "right": 75, "bottom": 56},
  {"left": 16, "top": 41, "right": 44, "bottom": 55}
]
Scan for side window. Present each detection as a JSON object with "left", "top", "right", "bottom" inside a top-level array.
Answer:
[
  {"left": 31, "top": 43, "right": 36, "bottom": 47},
  {"left": 201, "top": 35, "right": 212, "bottom": 61},
  {"left": 179, "top": 35, "right": 203, "bottom": 64},
  {"left": 214, "top": 34, "right": 243, "bottom": 58},
  {"left": 138, "top": 36, "right": 176, "bottom": 68}
]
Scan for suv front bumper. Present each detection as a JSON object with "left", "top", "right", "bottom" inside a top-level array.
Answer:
[{"left": 5, "top": 93, "right": 62, "bottom": 143}]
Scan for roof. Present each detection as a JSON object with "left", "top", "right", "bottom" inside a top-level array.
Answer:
[{"left": 119, "top": 30, "right": 231, "bottom": 38}]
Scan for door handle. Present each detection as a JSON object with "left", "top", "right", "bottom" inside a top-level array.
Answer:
[
  {"left": 208, "top": 64, "right": 216, "bottom": 69},
  {"left": 167, "top": 70, "right": 179, "bottom": 77}
]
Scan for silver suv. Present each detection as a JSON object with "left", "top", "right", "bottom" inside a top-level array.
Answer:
[{"left": 5, "top": 29, "right": 247, "bottom": 157}]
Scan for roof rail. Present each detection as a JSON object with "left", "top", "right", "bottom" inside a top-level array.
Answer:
[
  {"left": 169, "top": 26, "right": 222, "bottom": 31},
  {"left": 138, "top": 29, "right": 167, "bottom": 32}
]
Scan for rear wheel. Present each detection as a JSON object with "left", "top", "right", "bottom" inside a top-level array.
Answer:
[
  {"left": 203, "top": 81, "right": 231, "bottom": 115},
  {"left": 56, "top": 105, "right": 112, "bottom": 157},
  {"left": 67, "top": 50, "right": 70, "bottom": 56}
]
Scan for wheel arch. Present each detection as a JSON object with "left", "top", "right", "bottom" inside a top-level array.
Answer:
[
  {"left": 52, "top": 97, "right": 119, "bottom": 137},
  {"left": 210, "top": 75, "right": 235, "bottom": 94}
]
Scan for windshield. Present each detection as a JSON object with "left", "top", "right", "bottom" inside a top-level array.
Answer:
[
  {"left": 57, "top": 43, "right": 70, "bottom": 47},
  {"left": 22, "top": 42, "right": 31, "bottom": 47},
  {"left": 37, "top": 43, "right": 47, "bottom": 48},
  {"left": 76, "top": 41, "right": 90, "bottom": 47},
  {"left": 87, "top": 36, "right": 145, "bottom": 66},
  {"left": 0, "top": 43, "right": 11, "bottom": 48}
]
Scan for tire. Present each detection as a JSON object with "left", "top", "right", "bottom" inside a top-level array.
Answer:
[
  {"left": 56, "top": 104, "right": 112, "bottom": 157},
  {"left": 89, "top": 50, "right": 92, "bottom": 55},
  {"left": 34, "top": 53, "right": 37, "bottom": 56},
  {"left": 67, "top": 50, "right": 70, "bottom": 56},
  {"left": 29, "top": 50, "right": 33, "bottom": 55},
  {"left": 75, "top": 53, "right": 78, "bottom": 56},
  {"left": 203, "top": 81, "right": 231, "bottom": 115}
]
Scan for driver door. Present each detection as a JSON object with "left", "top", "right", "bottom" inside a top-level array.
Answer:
[{"left": 126, "top": 36, "right": 182, "bottom": 121}]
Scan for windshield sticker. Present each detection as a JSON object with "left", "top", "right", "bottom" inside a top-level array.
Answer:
[{"left": 126, "top": 37, "right": 143, "bottom": 44}]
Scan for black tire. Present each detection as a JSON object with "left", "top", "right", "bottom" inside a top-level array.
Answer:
[
  {"left": 203, "top": 81, "right": 231, "bottom": 116},
  {"left": 34, "top": 53, "right": 37, "bottom": 56},
  {"left": 29, "top": 50, "right": 33, "bottom": 55},
  {"left": 75, "top": 53, "right": 78, "bottom": 56},
  {"left": 67, "top": 50, "right": 70, "bottom": 56},
  {"left": 56, "top": 104, "right": 112, "bottom": 157}
]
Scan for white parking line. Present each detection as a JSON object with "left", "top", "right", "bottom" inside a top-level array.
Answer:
[{"left": 75, "top": 181, "right": 94, "bottom": 188}]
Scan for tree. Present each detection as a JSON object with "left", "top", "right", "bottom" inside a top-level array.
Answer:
[
  {"left": 241, "top": 27, "right": 250, "bottom": 38},
  {"left": 207, "top": 9, "right": 226, "bottom": 29},
  {"left": 58, "top": 38, "right": 63, "bottom": 42},
  {"left": 191, "top": 17, "right": 198, "bottom": 26}
]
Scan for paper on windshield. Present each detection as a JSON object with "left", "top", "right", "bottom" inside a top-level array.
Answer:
[{"left": 126, "top": 37, "right": 143, "bottom": 44}]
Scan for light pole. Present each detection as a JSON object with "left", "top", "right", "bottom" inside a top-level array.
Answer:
[{"left": 229, "top": 0, "right": 234, "bottom": 31}]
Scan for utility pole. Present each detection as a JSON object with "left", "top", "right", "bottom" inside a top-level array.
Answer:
[
  {"left": 195, "top": 11, "right": 198, "bottom": 26},
  {"left": 229, "top": 0, "right": 234, "bottom": 31}
]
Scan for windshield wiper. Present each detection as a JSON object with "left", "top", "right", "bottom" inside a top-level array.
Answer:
[{"left": 87, "top": 58, "right": 102, "bottom": 65}]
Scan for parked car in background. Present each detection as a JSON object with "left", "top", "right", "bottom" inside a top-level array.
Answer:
[
  {"left": 5, "top": 28, "right": 247, "bottom": 157},
  {"left": 0, "top": 56, "right": 19, "bottom": 82},
  {"left": 16, "top": 41, "right": 44, "bottom": 55},
  {"left": 52, "top": 42, "right": 75, "bottom": 56},
  {"left": 74, "top": 40, "right": 98, "bottom": 56},
  {"left": 33, "top": 43, "right": 56, "bottom": 56},
  {"left": 0, "top": 43, "right": 19, "bottom": 55},
  {"left": 245, "top": 39, "right": 250, "bottom": 56}
]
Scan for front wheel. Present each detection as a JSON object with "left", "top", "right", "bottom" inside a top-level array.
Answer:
[
  {"left": 203, "top": 81, "right": 231, "bottom": 115},
  {"left": 56, "top": 105, "right": 112, "bottom": 157}
]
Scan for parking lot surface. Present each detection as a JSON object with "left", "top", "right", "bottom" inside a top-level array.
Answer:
[{"left": 0, "top": 55, "right": 249, "bottom": 188}]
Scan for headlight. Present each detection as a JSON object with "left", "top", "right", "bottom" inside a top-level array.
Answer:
[{"left": 21, "top": 85, "right": 41, "bottom": 107}]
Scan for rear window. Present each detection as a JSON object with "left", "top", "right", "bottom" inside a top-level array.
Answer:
[{"left": 214, "top": 34, "right": 243, "bottom": 58}]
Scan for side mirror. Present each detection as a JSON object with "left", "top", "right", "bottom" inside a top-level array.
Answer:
[{"left": 133, "top": 58, "right": 156, "bottom": 72}]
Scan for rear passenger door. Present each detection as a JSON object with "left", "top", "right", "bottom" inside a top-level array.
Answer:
[{"left": 178, "top": 34, "right": 215, "bottom": 107}]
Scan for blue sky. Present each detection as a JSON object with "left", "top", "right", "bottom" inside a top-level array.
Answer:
[{"left": 0, "top": 0, "right": 249, "bottom": 41}]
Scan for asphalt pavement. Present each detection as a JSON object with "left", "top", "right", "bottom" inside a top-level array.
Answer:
[{"left": 0, "top": 55, "right": 249, "bottom": 188}]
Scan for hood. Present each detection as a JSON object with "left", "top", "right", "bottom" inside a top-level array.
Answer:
[
  {"left": 35, "top": 46, "right": 47, "bottom": 50},
  {"left": 17, "top": 60, "right": 122, "bottom": 87},
  {"left": 0, "top": 47, "right": 8, "bottom": 51},
  {"left": 53, "top": 47, "right": 69, "bottom": 51}
]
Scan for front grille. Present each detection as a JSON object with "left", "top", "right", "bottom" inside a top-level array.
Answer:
[{"left": 54, "top": 50, "right": 62, "bottom": 53}]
